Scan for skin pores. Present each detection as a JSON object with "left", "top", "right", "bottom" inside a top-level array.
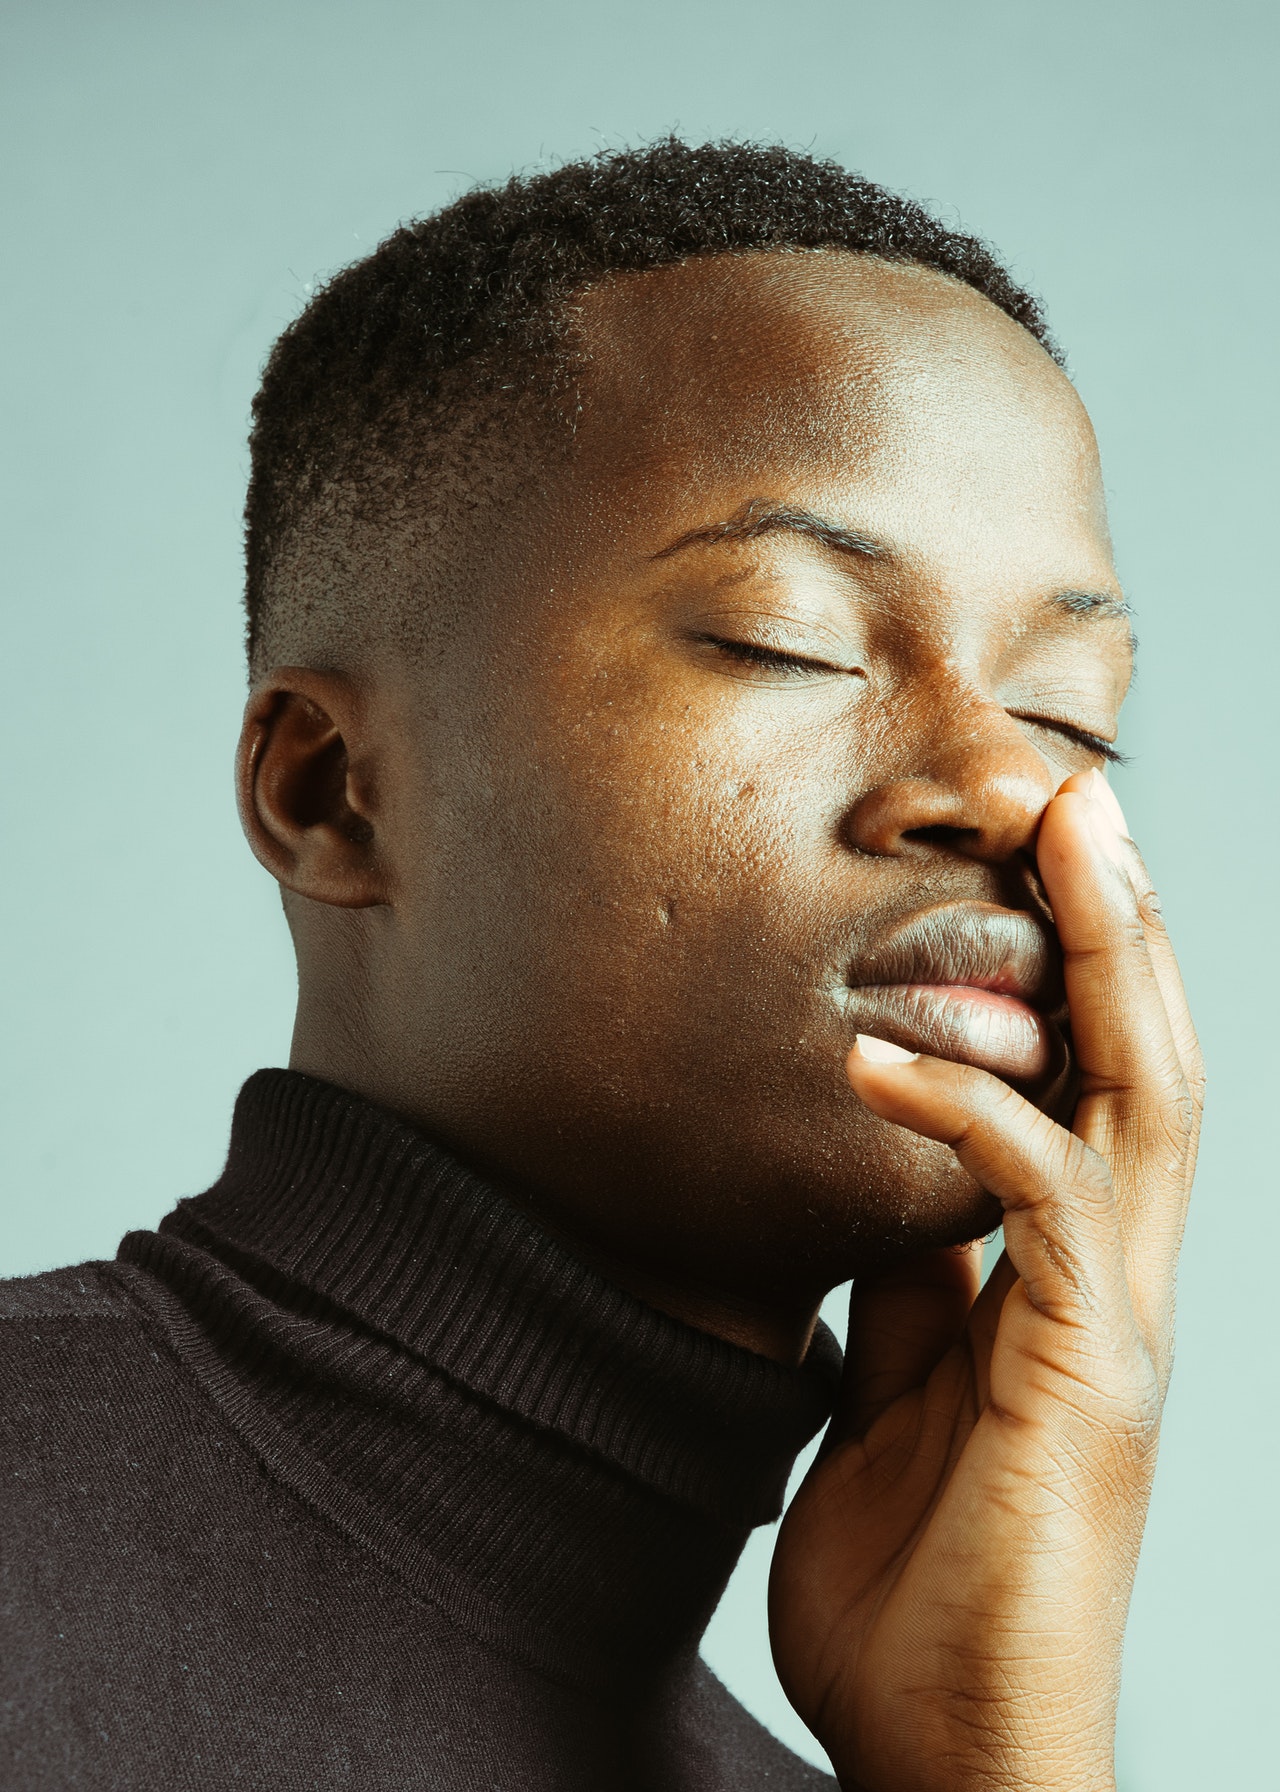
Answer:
[{"left": 276, "top": 251, "right": 1133, "bottom": 1360}]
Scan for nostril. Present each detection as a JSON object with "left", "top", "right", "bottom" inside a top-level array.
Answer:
[{"left": 904, "top": 824, "right": 981, "bottom": 850}]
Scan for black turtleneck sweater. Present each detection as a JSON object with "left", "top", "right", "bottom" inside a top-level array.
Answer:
[{"left": 1, "top": 1071, "right": 840, "bottom": 1790}]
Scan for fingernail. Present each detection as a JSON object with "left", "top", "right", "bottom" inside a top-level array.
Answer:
[
  {"left": 1084, "top": 767, "right": 1130, "bottom": 838},
  {"left": 855, "top": 1034, "right": 919, "bottom": 1064},
  {"left": 1085, "top": 791, "right": 1129, "bottom": 867}
]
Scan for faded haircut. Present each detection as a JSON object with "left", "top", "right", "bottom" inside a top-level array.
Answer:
[{"left": 244, "top": 138, "right": 1055, "bottom": 672}]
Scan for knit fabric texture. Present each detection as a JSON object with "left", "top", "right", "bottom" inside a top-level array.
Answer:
[{"left": 1, "top": 1069, "right": 840, "bottom": 1789}]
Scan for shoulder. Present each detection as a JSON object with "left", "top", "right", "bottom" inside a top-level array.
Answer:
[
  {"left": 0, "top": 1257, "right": 257, "bottom": 1623},
  {"left": 0, "top": 1260, "right": 190, "bottom": 1455},
  {"left": 0, "top": 1261, "right": 150, "bottom": 1380},
  {"left": 638, "top": 1654, "right": 837, "bottom": 1789},
  {"left": 0, "top": 1261, "right": 133, "bottom": 1321}
]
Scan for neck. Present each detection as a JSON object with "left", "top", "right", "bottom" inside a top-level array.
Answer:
[{"left": 494, "top": 1198, "right": 824, "bottom": 1367}]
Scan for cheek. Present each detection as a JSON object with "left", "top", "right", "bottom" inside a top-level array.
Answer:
[
  {"left": 526, "top": 690, "right": 832, "bottom": 935},
  {"left": 413, "top": 641, "right": 863, "bottom": 1080},
  {"left": 464, "top": 703, "right": 859, "bottom": 1105}
]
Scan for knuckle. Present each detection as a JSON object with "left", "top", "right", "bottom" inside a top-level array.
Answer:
[
  {"left": 1135, "top": 883, "right": 1167, "bottom": 933},
  {"left": 1115, "top": 907, "right": 1151, "bottom": 955},
  {"left": 1186, "top": 1050, "right": 1207, "bottom": 1105},
  {"left": 1084, "top": 1335, "right": 1165, "bottom": 1432},
  {"left": 1172, "top": 1085, "right": 1198, "bottom": 1139},
  {"left": 985, "top": 1075, "right": 1034, "bottom": 1124},
  {"left": 1073, "top": 909, "right": 1148, "bottom": 964},
  {"left": 1119, "top": 1353, "right": 1165, "bottom": 1437},
  {"left": 1142, "top": 1072, "right": 1200, "bottom": 1159},
  {"left": 1064, "top": 1136, "right": 1115, "bottom": 1204}
]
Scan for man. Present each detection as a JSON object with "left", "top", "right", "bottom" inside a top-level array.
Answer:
[{"left": 1, "top": 140, "right": 1200, "bottom": 1791}]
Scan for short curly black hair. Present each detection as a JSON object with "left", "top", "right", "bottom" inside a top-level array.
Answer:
[{"left": 245, "top": 138, "right": 1055, "bottom": 671}]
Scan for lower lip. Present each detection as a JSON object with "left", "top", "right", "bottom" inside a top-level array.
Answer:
[{"left": 840, "top": 983, "right": 1054, "bottom": 1082}]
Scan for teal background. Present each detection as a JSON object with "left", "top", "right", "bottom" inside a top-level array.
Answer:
[{"left": 2, "top": 1, "right": 1275, "bottom": 1781}]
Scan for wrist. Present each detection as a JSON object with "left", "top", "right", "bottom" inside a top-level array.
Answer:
[{"left": 828, "top": 1743, "right": 1117, "bottom": 1792}]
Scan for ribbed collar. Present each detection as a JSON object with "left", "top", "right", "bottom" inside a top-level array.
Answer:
[{"left": 117, "top": 1070, "right": 840, "bottom": 1687}]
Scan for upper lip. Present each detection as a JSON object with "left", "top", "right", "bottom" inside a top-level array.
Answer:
[{"left": 844, "top": 902, "right": 1062, "bottom": 1012}]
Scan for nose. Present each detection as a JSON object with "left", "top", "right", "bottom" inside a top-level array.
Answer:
[{"left": 843, "top": 699, "right": 1058, "bottom": 864}]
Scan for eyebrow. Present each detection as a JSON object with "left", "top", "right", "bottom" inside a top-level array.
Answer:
[
  {"left": 652, "top": 498, "right": 1135, "bottom": 632},
  {"left": 1052, "top": 588, "right": 1135, "bottom": 625},
  {"left": 652, "top": 500, "right": 886, "bottom": 563}
]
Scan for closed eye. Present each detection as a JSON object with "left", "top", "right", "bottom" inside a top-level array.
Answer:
[
  {"left": 695, "top": 633, "right": 853, "bottom": 677},
  {"left": 697, "top": 638, "right": 1125, "bottom": 760},
  {"left": 1014, "top": 713, "right": 1129, "bottom": 765}
]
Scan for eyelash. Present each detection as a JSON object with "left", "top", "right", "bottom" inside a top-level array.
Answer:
[
  {"left": 702, "top": 636, "right": 1128, "bottom": 764},
  {"left": 1018, "top": 717, "right": 1129, "bottom": 766},
  {"left": 698, "top": 634, "right": 841, "bottom": 677}
]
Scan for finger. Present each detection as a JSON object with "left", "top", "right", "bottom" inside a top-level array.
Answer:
[
  {"left": 835, "top": 1242, "right": 983, "bottom": 1440},
  {"left": 1110, "top": 835, "right": 1203, "bottom": 1242},
  {"left": 846, "top": 1041, "right": 1137, "bottom": 1366},
  {"left": 965, "top": 1244, "right": 1018, "bottom": 1405},
  {"left": 1060, "top": 773, "right": 1203, "bottom": 1111},
  {"left": 1103, "top": 829, "right": 1202, "bottom": 1353},
  {"left": 1037, "top": 778, "right": 1187, "bottom": 1156},
  {"left": 1046, "top": 776, "right": 1199, "bottom": 1333},
  {"left": 1036, "top": 779, "right": 1194, "bottom": 1337}
]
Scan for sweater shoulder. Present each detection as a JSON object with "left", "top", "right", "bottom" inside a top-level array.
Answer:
[
  {"left": 637, "top": 1655, "right": 836, "bottom": 1789},
  {"left": 0, "top": 1261, "right": 176, "bottom": 1445},
  {"left": 692, "top": 1662, "right": 836, "bottom": 1788},
  {"left": 0, "top": 1261, "right": 133, "bottom": 1321}
]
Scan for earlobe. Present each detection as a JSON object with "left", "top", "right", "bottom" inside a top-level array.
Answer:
[{"left": 236, "top": 669, "right": 388, "bottom": 908}]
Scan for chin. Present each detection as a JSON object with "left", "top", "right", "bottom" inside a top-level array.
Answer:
[
  {"left": 816, "top": 1133, "right": 1003, "bottom": 1283},
  {"left": 682, "top": 1104, "right": 1004, "bottom": 1301},
  {"left": 807, "top": 1046, "right": 1075, "bottom": 1283}
]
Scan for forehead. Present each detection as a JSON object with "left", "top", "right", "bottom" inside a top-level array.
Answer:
[{"left": 562, "top": 251, "right": 1111, "bottom": 585}]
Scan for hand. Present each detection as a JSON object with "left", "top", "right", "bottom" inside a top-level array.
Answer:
[{"left": 767, "top": 770, "right": 1203, "bottom": 1792}]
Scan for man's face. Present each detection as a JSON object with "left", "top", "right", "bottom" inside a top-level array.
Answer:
[{"left": 368, "top": 251, "right": 1131, "bottom": 1312}]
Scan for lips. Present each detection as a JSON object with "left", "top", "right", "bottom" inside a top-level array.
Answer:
[{"left": 839, "top": 902, "right": 1063, "bottom": 1082}]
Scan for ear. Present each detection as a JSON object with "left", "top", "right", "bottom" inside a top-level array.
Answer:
[{"left": 236, "top": 667, "right": 388, "bottom": 908}]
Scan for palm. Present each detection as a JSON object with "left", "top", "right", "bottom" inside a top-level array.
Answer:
[{"left": 770, "top": 1244, "right": 1124, "bottom": 1789}]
